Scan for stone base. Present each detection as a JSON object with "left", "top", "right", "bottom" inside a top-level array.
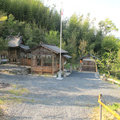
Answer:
[{"left": 0, "top": 64, "right": 31, "bottom": 75}]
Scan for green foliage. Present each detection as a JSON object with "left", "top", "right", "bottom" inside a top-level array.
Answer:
[
  {"left": 107, "top": 103, "right": 120, "bottom": 111},
  {"left": 45, "top": 30, "right": 60, "bottom": 46},
  {"left": 99, "top": 17, "right": 118, "bottom": 36},
  {"left": 102, "top": 36, "right": 119, "bottom": 52},
  {"left": 66, "top": 63, "right": 70, "bottom": 69},
  {"left": 0, "top": 0, "right": 60, "bottom": 32},
  {"left": 97, "top": 36, "right": 119, "bottom": 77},
  {"left": 0, "top": 37, "right": 8, "bottom": 52}
]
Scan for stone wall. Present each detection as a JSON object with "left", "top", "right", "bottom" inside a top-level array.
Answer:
[{"left": 0, "top": 68, "right": 31, "bottom": 75}]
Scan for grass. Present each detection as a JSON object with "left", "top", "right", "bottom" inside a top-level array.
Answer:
[
  {"left": 0, "top": 100, "right": 4, "bottom": 105},
  {"left": 6, "top": 84, "right": 30, "bottom": 96},
  {"left": 0, "top": 107, "right": 4, "bottom": 116},
  {"left": 44, "top": 74, "right": 48, "bottom": 77},
  {"left": 8, "top": 88, "right": 30, "bottom": 96},
  {"left": 0, "top": 96, "right": 32, "bottom": 104},
  {"left": 91, "top": 103, "right": 120, "bottom": 120}
]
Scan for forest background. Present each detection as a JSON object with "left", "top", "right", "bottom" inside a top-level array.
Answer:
[{"left": 0, "top": 0, "right": 120, "bottom": 79}]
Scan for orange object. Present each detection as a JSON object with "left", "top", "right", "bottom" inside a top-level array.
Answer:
[{"left": 80, "top": 60, "right": 82, "bottom": 63}]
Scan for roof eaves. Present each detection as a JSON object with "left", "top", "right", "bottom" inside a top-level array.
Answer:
[{"left": 41, "top": 44, "right": 59, "bottom": 54}]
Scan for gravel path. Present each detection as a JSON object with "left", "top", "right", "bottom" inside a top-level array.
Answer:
[{"left": 0, "top": 71, "right": 120, "bottom": 120}]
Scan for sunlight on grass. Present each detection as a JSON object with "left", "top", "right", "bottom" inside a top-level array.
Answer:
[
  {"left": 0, "top": 107, "right": 4, "bottom": 116},
  {"left": 12, "top": 84, "right": 17, "bottom": 89},
  {"left": 0, "top": 96, "right": 26, "bottom": 104},
  {"left": 8, "top": 88, "right": 30, "bottom": 96},
  {"left": 0, "top": 16, "right": 7, "bottom": 21},
  {"left": 91, "top": 103, "right": 120, "bottom": 120}
]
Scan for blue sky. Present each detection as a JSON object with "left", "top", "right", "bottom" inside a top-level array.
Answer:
[{"left": 44, "top": 0, "right": 120, "bottom": 37}]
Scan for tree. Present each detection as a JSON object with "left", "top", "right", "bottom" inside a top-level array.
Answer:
[
  {"left": 111, "top": 49, "right": 120, "bottom": 78},
  {"left": 0, "top": 37, "right": 8, "bottom": 63},
  {"left": 98, "top": 18, "right": 118, "bottom": 36},
  {"left": 78, "top": 39, "right": 87, "bottom": 56},
  {"left": 45, "top": 30, "right": 59, "bottom": 46},
  {"left": 97, "top": 36, "right": 119, "bottom": 77}
]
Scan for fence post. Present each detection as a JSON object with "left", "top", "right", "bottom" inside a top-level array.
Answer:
[{"left": 99, "top": 94, "right": 102, "bottom": 120}]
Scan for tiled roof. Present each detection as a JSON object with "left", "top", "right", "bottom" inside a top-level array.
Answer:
[
  {"left": 63, "top": 54, "right": 72, "bottom": 59},
  {"left": 42, "top": 43, "right": 68, "bottom": 54},
  {"left": 78, "top": 53, "right": 100, "bottom": 60},
  {"left": 19, "top": 44, "right": 30, "bottom": 50},
  {"left": 7, "top": 36, "right": 30, "bottom": 50},
  {"left": 8, "top": 36, "right": 22, "bottom": 47}
]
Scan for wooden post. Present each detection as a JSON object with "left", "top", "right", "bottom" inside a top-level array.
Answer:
[
  {"left": 15, "top": 49, "right": 17, "bottom": 63},
  {"left": 62, "top": 57, "right": 64, "bottom": 71},
  {"left": 95, "top": 60, "right": 98, "bottom": 72},
  {"left": 7, "top": 49, "right": 10, "bottom": 63},
  {"left": 99, "top": 94, "right": 102, "bottom": 120},
  {"left": 52, "top": 54, "right": 54, "bottom": 75},
  {"left": 41, "top": 56, "right": 43, "bottom": 74},
  {"left": 27, "top": 53, "right": 29, "bottom": 66}
]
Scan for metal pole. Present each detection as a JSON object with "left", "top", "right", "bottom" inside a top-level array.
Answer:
[
  {"left": 60, "top": 3, "right": 62, "bottom": 74},
  {"left": 57, "top": 2, "right": 63, "bottom": 80}
]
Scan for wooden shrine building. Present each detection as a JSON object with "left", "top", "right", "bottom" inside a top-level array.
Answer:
[
  {"left": 7, "top": 36, "right": 30, "bottom": 65},
  {"left": 6, "top": 36, "right": 71, "bottom": 75},
  {"left": 79, "top": 53, "right": 99, "bottom": 72},
  {"left": 30, "top": 42, "right": 71, "bottom": 75}
]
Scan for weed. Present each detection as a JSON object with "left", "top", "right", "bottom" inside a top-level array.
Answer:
[
  {"left": 44, "top": 74, "right": 48, "bottom": 77},
  {"left": 31, "top": 99, "right": 34, "bottom": 103},
  {"left": 8, "top": 88, "right": 30, "bottom": 96},
  {"left": 0, "top": 107, "right": 4, "bottom": 116},
  {"left": 0, "top": 100, "right": 4, "bottom": 105},
  {"left": 0, "top": 96, "right": 26, "bottom": 104},
  {"left": 12, "top": 84, "right": 17, "bottom": 89}
]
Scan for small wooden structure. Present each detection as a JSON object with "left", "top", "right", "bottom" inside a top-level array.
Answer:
[
  {"left": 79, "top": 53, "right": 99, "bottom": 72},
  {"left": 30, "top": 42, "right": 71, "bottom": 75},
  {"left": 1, "top": 51, "right": 8, "bottom": 59},
  {"left": 7, "top": 36, "right": 30, "bottom": 65}
]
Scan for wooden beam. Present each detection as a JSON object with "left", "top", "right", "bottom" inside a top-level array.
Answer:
[
  {"left": 95, "top": 60, "right": 98, "bottom": 72},
  {"left": 41, "top": 56, "right": 43, "bottom": 74},
  {"left": 62, "top": 57, "right": 64, "bottom": 71},
  {"left": 52, "top": 53, "right": 54, "bottom": 75},
  {"left": 82, "top": 65, "right": 96, "bottom": 67},
  {"left": 15, "top": 49, "right": 17, "bottom": 58}
]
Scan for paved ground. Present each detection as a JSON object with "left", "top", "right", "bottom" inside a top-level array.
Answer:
[{"left": 0, "top": 71, "right": 120, "bottom": 120}]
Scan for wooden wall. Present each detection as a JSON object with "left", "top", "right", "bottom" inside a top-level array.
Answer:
[
  {"left": 82, "top": 57, "right": 96, "bottom": 72},
  {"left": 31, "top": 46, "right": 65, "bottom": 75},
  {"left": 20, "top": 58, "right": 31, "bottom": 66}
]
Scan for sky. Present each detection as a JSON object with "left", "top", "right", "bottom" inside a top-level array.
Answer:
[{"left": 44, "top": 0, "right": 120, "bottom": 37}]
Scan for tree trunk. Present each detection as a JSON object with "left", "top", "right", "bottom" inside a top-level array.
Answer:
[{"left": 108, "top": 70, "right": 110, "bottom": 78}]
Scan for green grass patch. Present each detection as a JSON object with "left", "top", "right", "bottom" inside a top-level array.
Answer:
[
  {"left": 108, "top": 103, "right": 120, "bottom": 111},
  {"left": 0, "top": 96, "right": 26, "bottom": 104},
  {"left": 0, "top": 107, "right": 4, "bottom": 116},
  {"left": 8, "top": 88, "right": 30, "bottom": 96},
  {"left": 0, "top": 100, "right": 4, "bottom": 105},
  {"left": 12, "top": 84, "right": 17, "bottom": 89}
]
